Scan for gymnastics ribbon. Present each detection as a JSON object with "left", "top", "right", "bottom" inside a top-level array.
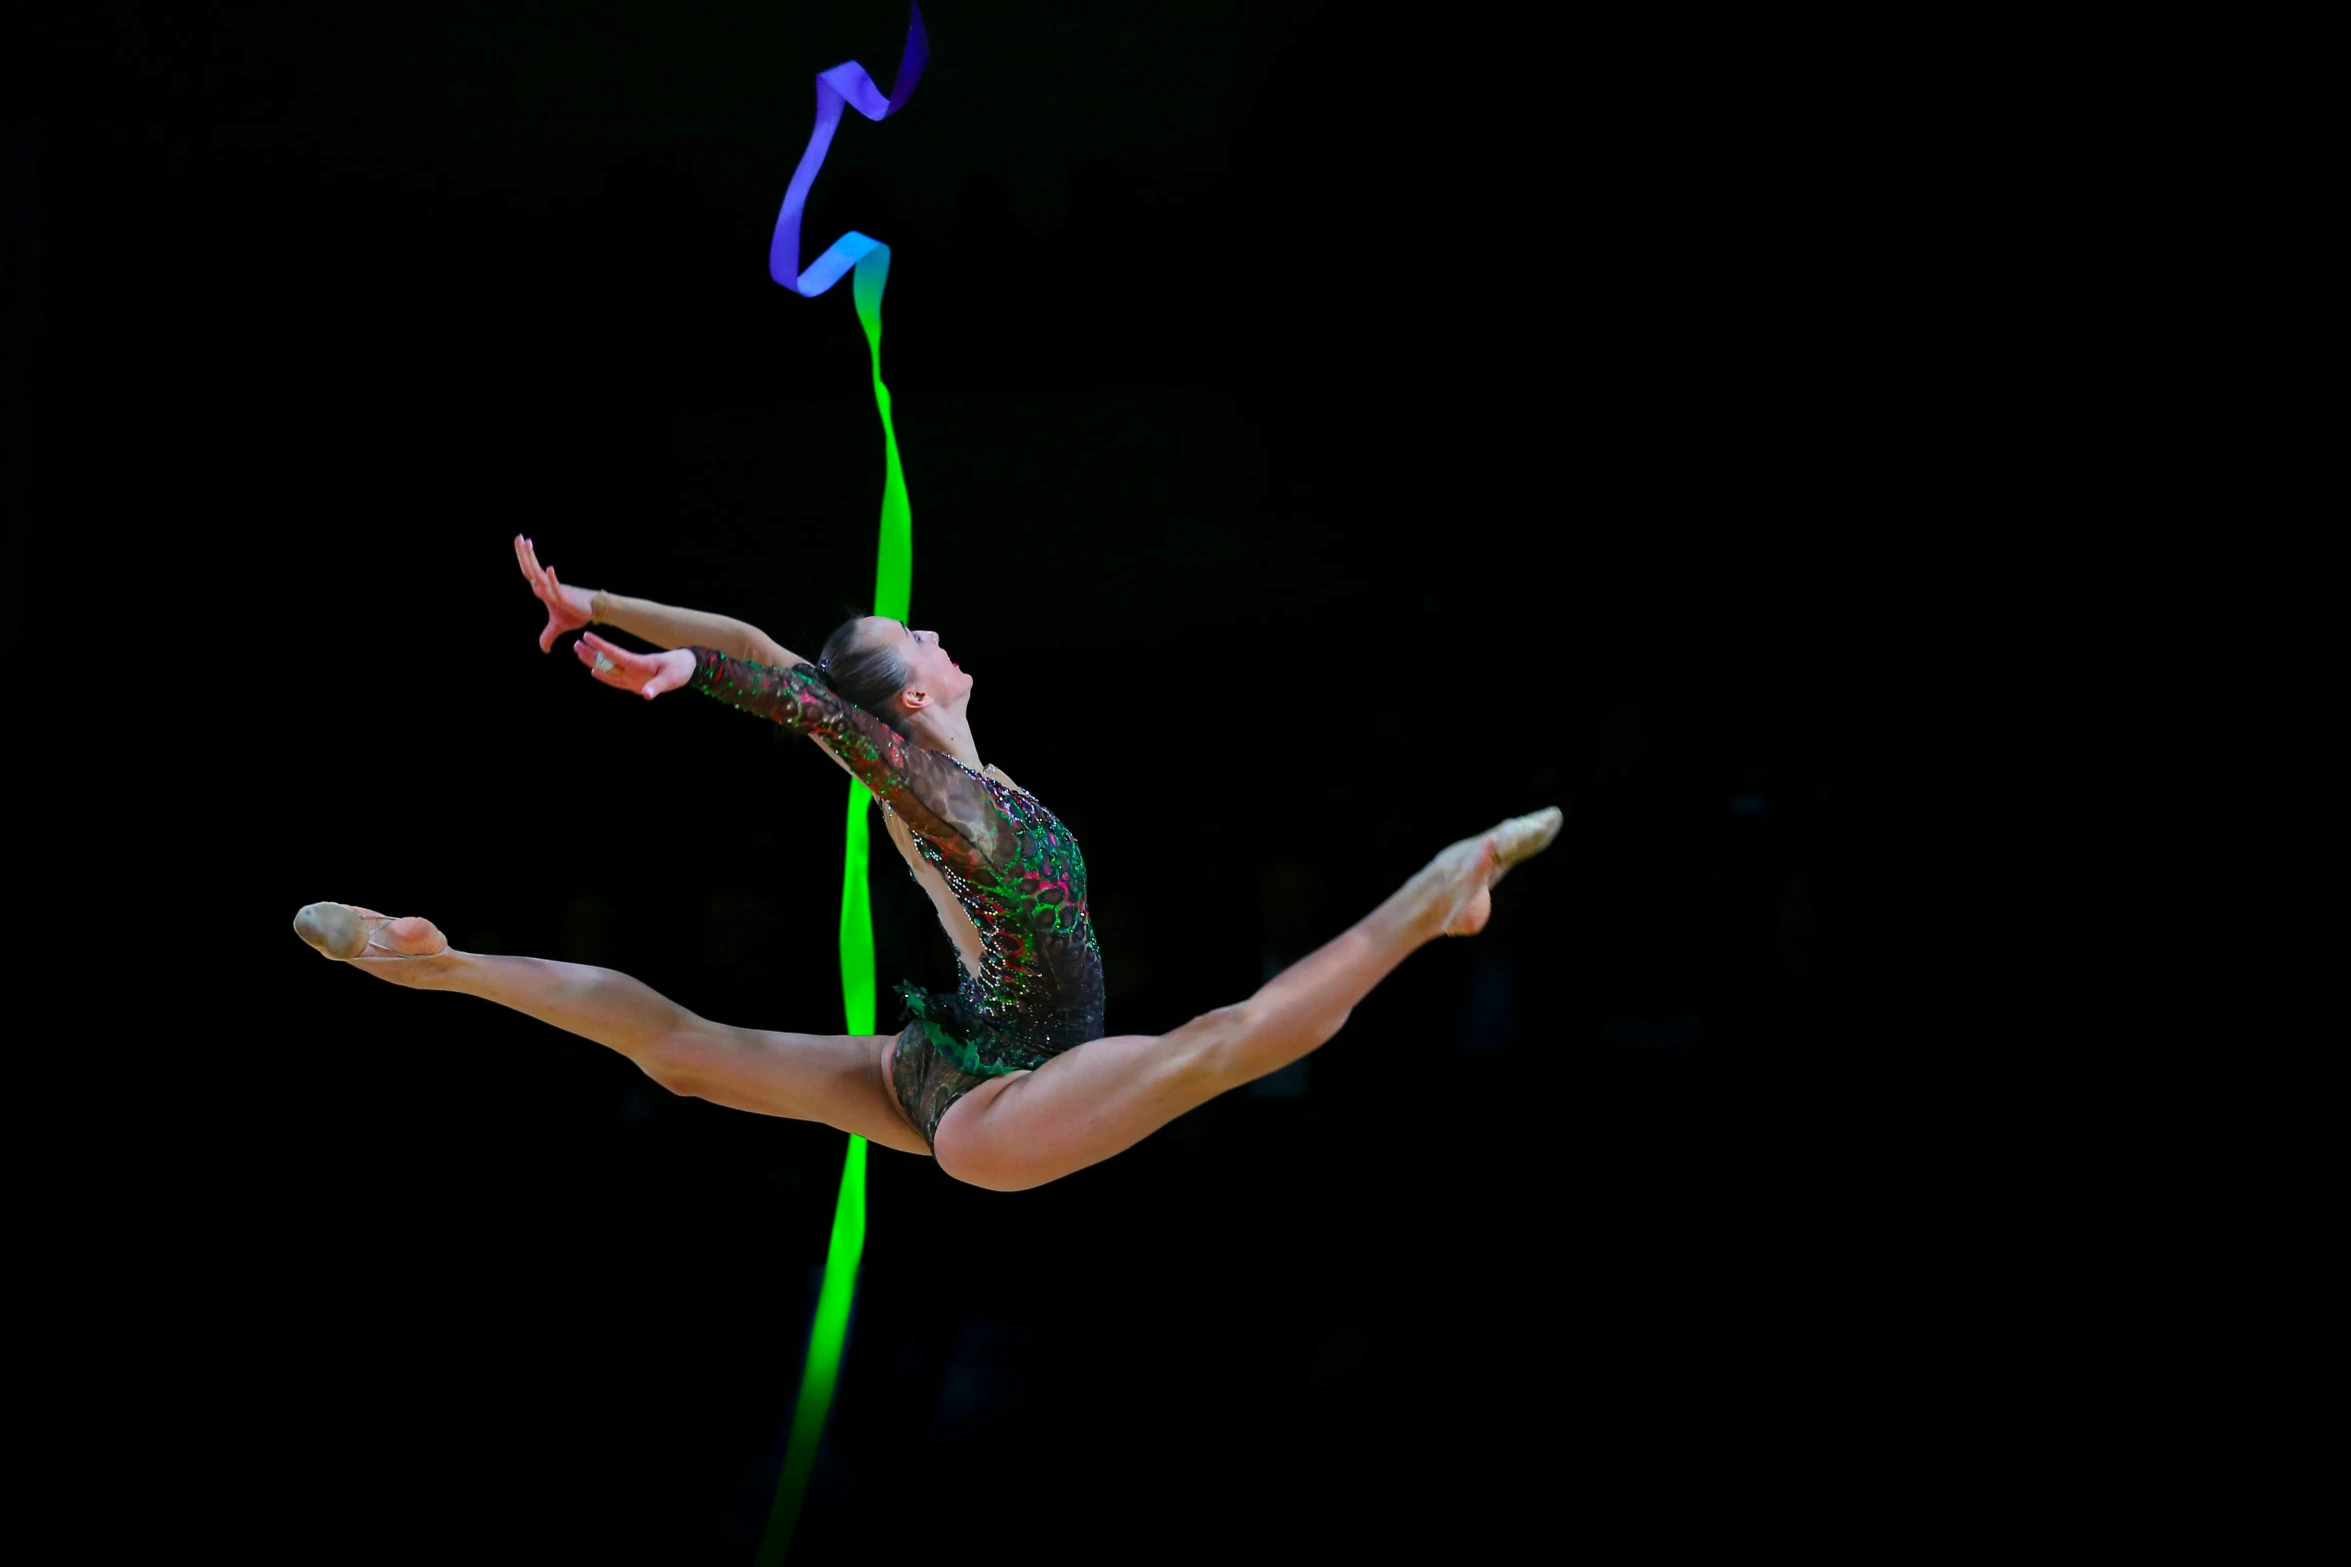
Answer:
[{"left": 754, "top": 8, "right": 928, "bottom": 1565}]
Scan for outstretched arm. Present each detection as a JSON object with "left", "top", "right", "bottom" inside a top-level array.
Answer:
[
  {"left": 515, "top": 534, "right": 802, "bottom": 666},
  {"left": 595, "top": 589, "right": 800, "bottom": 668},
  {"left": 574, "top": 636, "right": 1008, "bottom": 874},
  {"left": 516, "top": 534, "right": 874, "bottom": 785}
]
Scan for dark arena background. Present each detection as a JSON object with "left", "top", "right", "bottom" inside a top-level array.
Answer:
[{"left": 13, "top": 3, "right": 2340, "bottom": 1558}]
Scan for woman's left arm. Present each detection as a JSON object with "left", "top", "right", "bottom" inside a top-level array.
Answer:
[
  {"left": 590, "top": 589, "right": 805, "bottom": 669},
  {"left": 515, "top": 535, "right": 805, "bottom": 667}
]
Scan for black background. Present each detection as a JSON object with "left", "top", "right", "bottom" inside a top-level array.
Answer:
[{"left": 14, "top": 1, "right": 2342, "bottom": 1557}]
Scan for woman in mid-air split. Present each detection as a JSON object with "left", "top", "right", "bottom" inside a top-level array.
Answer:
[{"left": 293, "top": 536, "right": 1563, "bottom": 1192}]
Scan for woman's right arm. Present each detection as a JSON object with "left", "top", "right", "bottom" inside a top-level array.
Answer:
[
  {"left": 682, "top": 649, "right": 1009, "bottom": 874},
  {"left": 515, "top": 534, "right": 805, "bottom": 667},
  {"left": 573, "top": 636, "right": 1007, "bottom": 874}
]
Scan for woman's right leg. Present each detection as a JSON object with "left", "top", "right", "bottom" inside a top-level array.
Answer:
[
  {"left": 299, "top": 910, "right": 932, "bottom": 1156},
  {"left": 933, "top": 807, "right": 1563, "bottom": 1191}
]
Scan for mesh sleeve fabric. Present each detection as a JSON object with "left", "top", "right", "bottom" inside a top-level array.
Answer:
[{"left": 686, "top": 647, "right": 1008, "bottom": 873}]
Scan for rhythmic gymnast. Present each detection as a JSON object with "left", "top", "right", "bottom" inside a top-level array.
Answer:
[{"left": 292, "top": 536, "right": 1562, "bottom": 1191}]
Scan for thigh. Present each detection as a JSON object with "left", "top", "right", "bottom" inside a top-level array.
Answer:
[
  {"left": 932, "top": 1006, "right": 1245, "bottom": 1190},
  {"left": 665, "top": 1022, "right": 932, "bottom": 1157}
]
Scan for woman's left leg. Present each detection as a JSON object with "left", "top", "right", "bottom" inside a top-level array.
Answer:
[
  {"left": 296, "top": 904, "right": 932, "bottom": 1156},
  {"left": 935, "top": 807, "right": 1560, "bottom": 1191}
]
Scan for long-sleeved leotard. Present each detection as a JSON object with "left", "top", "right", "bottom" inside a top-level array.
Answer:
[{"left": 687, "top": 648, "right": 1107, "bottom": 1145}]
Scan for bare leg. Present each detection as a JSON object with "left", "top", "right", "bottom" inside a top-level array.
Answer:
[
  {"left": 934, "top": 807, "right": 1562, "bottom": 1190},
  {"left": 293, "top": 905, "right": 931, "bottom": 1156}
]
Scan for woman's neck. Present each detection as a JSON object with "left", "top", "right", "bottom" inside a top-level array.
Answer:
[{"left": 909, "top": 710, "right": 984, "bottom": 773}]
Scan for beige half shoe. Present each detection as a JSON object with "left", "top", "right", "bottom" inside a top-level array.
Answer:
[{"left": 292, "top": 902, "right": 448, "bottom": 961}]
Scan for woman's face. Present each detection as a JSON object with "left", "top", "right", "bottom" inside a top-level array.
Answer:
[{"left": 868, "top": 616, "right": 973, "bottom": 708}]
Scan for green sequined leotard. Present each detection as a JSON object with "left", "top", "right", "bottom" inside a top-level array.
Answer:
[{"left": 687, "top": 648, "right": 1106, "bottom": 1148}]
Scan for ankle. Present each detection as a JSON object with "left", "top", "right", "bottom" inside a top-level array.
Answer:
[
  {"left": 416, "top": 949, "right": 470, "bottom": 989},
  {"left": 1381, "top": 876, "right": 1448, "bottom": 945}
]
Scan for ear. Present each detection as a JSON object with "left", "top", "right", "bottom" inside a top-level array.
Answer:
[{"left": 899, "top": 686, "right": 931, "bottom": 714}]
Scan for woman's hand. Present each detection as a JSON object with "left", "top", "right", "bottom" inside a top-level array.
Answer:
[
  {"left": 515, "top": 534, "right": 596, "bottom": 653},
  {"left": 574, "top": 632, "right": 696, "bottom": 700}
]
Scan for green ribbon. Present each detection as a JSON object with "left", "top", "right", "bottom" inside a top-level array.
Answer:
[{"left": 752, "top": 10, "right": 925, "bottom": 1564}]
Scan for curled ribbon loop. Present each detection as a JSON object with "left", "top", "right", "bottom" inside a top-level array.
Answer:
[{"left": 768, "top": 4, "right": 930, "bottom": 303}]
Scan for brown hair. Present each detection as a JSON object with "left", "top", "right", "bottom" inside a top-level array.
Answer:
[{"left": 807, "top": 607, "right": 913, "bottom": 730}]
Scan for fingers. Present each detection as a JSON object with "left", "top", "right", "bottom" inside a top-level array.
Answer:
[
  {"left": 517, "top": 535, "right": 559, "bottom": 605},
  {"left": 574, "top": 634, "right": 628, "bottom": 688},
  {"left": 517, "top": 538, "right": 549, "bottom": 607},
  {"left": 524, "top": 534, "right": 556, "bottom": 651},
  {"left": 572, "top": 631, "right": 670, "bottom": 699}
]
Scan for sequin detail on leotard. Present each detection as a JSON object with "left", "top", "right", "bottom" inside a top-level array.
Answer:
[{"left": 687, "top": 649, "right": 1107, "bottom": 1145}]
